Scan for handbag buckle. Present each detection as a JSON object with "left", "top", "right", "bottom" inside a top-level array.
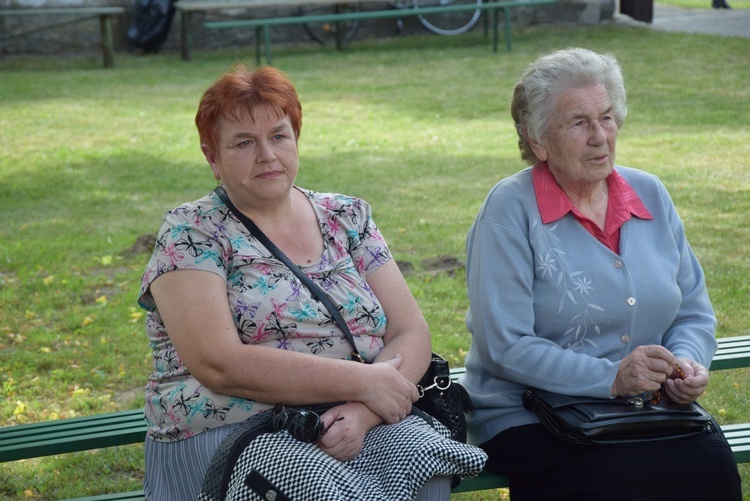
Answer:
[
  {"left": 350, "top": 352, "right": 367, "bottom": 364},
  {"left": 417, "top": 376, "right": 452, "bottom": 397},
  {"left": 626, "top": 397, "right": 644, "bottom": 408}
]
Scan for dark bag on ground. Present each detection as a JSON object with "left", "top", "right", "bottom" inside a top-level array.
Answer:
[
  {"left": 415, "top": 353, "right": 473, "bottom": 443},
  {"left": 127, "top": 0, "right": 176, "bottom": 53},
  {"left": 522, "top": 387, "right": 713, "bottom": 445}
]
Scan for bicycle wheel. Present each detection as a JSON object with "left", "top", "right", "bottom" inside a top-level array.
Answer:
[
  {"left": 413, "top": 0, "right": 481, "bottom": 35},
  {"left": 299, "top": 3, "right": 361, "bottom": 47}
]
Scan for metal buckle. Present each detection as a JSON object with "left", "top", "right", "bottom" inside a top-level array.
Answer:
[
  {"left": 417, "top": 376, "right": 451, "bottom": 397},
  {"left": 626, "top": 397, "right": 644, "bottom": 408},
  {"left": 350, "top": 352, "right": 366, "bottom": 364}
]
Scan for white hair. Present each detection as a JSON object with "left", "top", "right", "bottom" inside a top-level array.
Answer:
[{"left": 511, "top": 48, "right": 628, "bottom": 164}]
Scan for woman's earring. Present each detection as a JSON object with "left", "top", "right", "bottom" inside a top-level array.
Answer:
[{"left": 216, "top": 178, "right": 222, "bottom": 186}]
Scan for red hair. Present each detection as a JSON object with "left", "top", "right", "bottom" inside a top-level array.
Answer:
[{"left": 195, "top": 65, "right": 302, "bottom": 155}]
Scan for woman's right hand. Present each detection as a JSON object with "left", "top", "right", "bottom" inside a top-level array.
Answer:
[
  {"left": 361, "top": 355, "right": 419, "bottom": 424},
  {"left": 611, "top": 345, "right": 675, "bottom": 397}
]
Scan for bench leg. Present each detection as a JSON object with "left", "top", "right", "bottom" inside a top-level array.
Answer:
[
  {"left": 99, "top": 14, "right": 115, "bottom": 68},
  {"left": 263, "top": 25, "right": 272, "bottom": 65},
  {"left": 253, "top": 26, "right": 274, "bottom": 66},
  {"left": 502, "top": 6, "right": 512, "bottom": 52},
  {"left": 333, "top": 4, "right": 346, "bottom": 51},
  {"left": 490, "top": 7, "right": 512, "bottom": 53},
  {"left": 492, "top": 8, "right": 498, "bottom": 52},
  {"left": 255, "top": 26, "right": 262, "bottom": 65},
  {"left": 181, "top": 11, "right": 192, "bottom": 61}
]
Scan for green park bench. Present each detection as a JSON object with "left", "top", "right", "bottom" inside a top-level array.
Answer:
[
  {"left": 2, "top": 334, "right": 749, "bottom": 500},
  {"left": 175, "top": 0, "right": 557, "bottom": 65}
]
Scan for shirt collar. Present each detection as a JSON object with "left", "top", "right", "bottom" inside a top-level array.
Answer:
[{"left": 533, "top": 162, "right": 653, "bottom": 225}]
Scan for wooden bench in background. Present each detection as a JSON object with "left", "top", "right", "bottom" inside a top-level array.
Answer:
[
  {"left": 2, "top": 334, "right": 749, "bottom": 500},
  {"left": 0, "top": 7, "right": 125, "bottom": 68}
]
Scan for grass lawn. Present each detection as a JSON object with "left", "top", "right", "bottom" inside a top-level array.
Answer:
[
  {"left": 1, "top": 12, "right": 748, "bottom": 501},
  {"left": 660, "top": 0, "right": 750, "bottom": 8}
]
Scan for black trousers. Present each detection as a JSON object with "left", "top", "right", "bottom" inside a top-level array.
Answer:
[{"left": 480, "top": 423, "right": 742, "bottom": 501}]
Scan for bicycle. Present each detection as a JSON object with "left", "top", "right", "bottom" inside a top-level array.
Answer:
[
  {"left": 299, "top": 0, "right": 482, "bottom": 47},
  {"left": 409, "top": 0, "right": 482, "bottom": 35}
]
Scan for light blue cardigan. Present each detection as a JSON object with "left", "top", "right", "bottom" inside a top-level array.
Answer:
[{"left": 459, "top": 165, "right": 717, "bottom": 446}]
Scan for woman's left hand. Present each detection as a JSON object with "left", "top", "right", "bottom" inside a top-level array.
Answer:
[
  {"left": 317, "top": 402, "right": 381, "bottom": 461},
  {"left": 663, "top": 357, "right": 709, "bottom": 404}
]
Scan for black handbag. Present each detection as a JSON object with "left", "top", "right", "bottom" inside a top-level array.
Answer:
[
  {"left": 214, "top": 186, "right": 472, "bottom": 442},
  {"left": 522, "top": 387, "right": 714, "bottom": 445},
  {"left": 414, "top": 353, "right": 473, "bottom": 443}
]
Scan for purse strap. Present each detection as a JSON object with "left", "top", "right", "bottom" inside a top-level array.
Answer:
[{"left": 213, "top": 186, "right": 366, "bottom": 363}]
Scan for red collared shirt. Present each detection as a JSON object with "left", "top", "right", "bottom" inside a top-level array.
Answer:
[{"left": 532, "top": 162, "right": 653, "bottom": 254}]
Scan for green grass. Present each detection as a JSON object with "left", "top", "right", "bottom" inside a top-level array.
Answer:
[
  {"left": 660, "top": 0, "right": 750, "bottom": 8},
  {"left": 1, "top": 20, "right": 749, "bottom": 500}
]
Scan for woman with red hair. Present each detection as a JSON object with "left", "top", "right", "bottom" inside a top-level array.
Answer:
[{"left": 137, "top": 65, "right": 485, "bottom": 500}]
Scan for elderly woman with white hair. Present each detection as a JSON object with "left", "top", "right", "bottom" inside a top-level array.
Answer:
[{"left": 459, "top": 48, "right": 741, "bottom": 500}]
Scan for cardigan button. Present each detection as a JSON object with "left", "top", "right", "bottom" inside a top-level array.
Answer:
[
  {"left": 621, "top": 334, "right": 630, "bottom": 343},
  {"left": 614, "top": 259, "right": 623, "bottom": 269},
  {"left": 627, "top": 297, "right": 636, "bottom": 306}
]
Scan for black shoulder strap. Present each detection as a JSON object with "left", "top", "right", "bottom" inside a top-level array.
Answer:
[{"left": 213, "top": 186, "right": 366, "bottom": 363}]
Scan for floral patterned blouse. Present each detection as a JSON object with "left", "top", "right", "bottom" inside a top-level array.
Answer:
[{"left": 138, "top": 188, "right": 392, "bottom": 442}]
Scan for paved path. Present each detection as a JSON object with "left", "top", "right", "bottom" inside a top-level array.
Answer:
[{"left": 612, "top": 3, "right": 750, "bottom": 39}]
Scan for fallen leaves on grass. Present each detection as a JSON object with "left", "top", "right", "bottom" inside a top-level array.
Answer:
[{"left": 13, "top": 401, "right": 26, "bottom": 416}]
